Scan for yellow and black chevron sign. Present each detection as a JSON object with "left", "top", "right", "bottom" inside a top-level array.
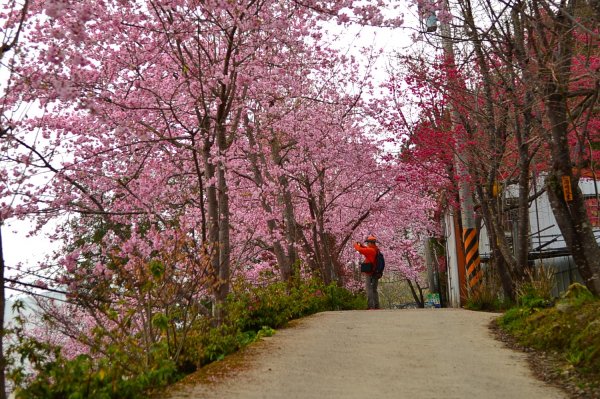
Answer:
[{"left": 462, "top": 228, "right": 482, "bottom": 289}]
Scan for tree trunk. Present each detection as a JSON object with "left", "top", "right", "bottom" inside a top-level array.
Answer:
[
  {"left": 512, "top": 4, "right": 541, "bottom": 279},
  {"left": 477, "top": 187, "right": 518, "bottom": 273},
  {"left": 541, "top": 0, "right": 600, "bottom": 295},
  {"left": 279, "top": 178, "right": 299, "bottom": 281},
  {"left": 214, "top": 113, "right": 231, "bottom": 309},
  {"left": 546, "top": 175, "right": 600, "bottom": 294},
  {"left": 478, "top": 187, "right": 516, "bottom": 300},
  {"left": 202, "top": 138, "right": 222, "bottom": 317},
  {"left": 515, "top": 152, "right": 531, "bottom": 271},
  {"left": 216, "top": 154, "right": 230, "bottom": 304},
  {"left": 316, "top": 172, "right": 336, "bottom": 284},
  {"left": 406, "top": 279, "right": 425, "bottom": 308},
  {"left": 0, "top": 225, "right": 6, "bottom": 399},
  {"left": 304, "top": 178, "right": 328, "bottom": 283},
  {"left": 269, "top": 137, "right": 299, "bottom": 281},
  {"left": 190, "top": 126, "right": 208, "bottom": 243},
  {"left": 424, "top": 238, "right": 439, "bottom": 294},
  {"left": 245, "top": 125, "right": 294, "bottom": 282}
]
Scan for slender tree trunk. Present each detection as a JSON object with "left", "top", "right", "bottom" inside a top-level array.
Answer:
[
  {"left": 0, "top": 224, "right": 6, "bottom": 399},
  {"left": 202, "top": 139, "right": 221, "bottom": 316},
  {"left": 305, "top": 179, "right": 327, "bottom": 283},
  {"left": 216, "top": 156, "right": 230, "bottom": 303},
  {"left": 494, "top": 249, "right": 514, "bottom": 301},
  {"left": 245, "top": 126, "right": 293, "bottom": 281},
  {"left": 406, "top": 279, "right": 425, "bottom": 308},
  {"left": 269, "top": 137, "right": 299, "bottom": 281},
  {"left": 477, "top": 185, "right": 516, "bottom": 299},
  {"left": 477, "top": 186, "right": 518, "bottom": 272},
  {"left": 210, "top": 23, "right": 239, "bottom": 315},
  {"left": 279, "top": 178, "right": 299, "bottom": 280},
  {"left": 512, "top": 5, "right": 541, "bottom": 278},
  {"left": 316, "top": 172, "right": 335, "bottom": 284},
  {"left": 425, "top": 238, "right": 437, "bottom": 294},
  {"left": 515, "top": 153, "right": 531, "bottom": 271},
  {"left": 190, "top": 125, "right": 208, "bottom": 243},
  {"left": 215, "top": 119, "right": 231, "bottom": 308}
]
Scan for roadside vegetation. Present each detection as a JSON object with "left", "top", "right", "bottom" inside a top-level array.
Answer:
[
  {"left": 462, "top": 265, "right": 600, "bottom": 395},
  {"left": 496, "top": 282, "right": 600, "bottom": 396},
  {"left": 7, "top": 278, "right": 365, "bottom": 399}
]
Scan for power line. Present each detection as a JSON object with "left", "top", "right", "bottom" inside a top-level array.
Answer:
[
  {"left": 4, "top": 264, "right": 61, "bottom": 283},
  {"left": 4, "top": 277, "right": 67, "bottom": 296},
  {"left": 4, "top": 285, "right": 70, "bottom": 305}
]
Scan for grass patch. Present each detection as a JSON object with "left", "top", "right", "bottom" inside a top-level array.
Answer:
[
  {"left": 464, "top": 266, "right": 514, "bottom": 312},
  {"left": 497, "top": 283, "right": 600, "bottom": 395}
]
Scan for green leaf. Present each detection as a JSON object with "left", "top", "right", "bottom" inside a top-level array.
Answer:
[
  {"left": 149, "top": 260, "right": 165, "bottom": 278},
  {"left": 152, "top": 313, "right": 169, "bottom": 331}
]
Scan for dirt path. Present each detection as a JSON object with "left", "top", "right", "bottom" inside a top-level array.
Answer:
[{"left": 165, "top": 309, "right": 566, "bottom": 399}]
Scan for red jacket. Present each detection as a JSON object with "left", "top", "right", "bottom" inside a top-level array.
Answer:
[{"left": 354, "top": 243, "right": 379, "bottom": 274}]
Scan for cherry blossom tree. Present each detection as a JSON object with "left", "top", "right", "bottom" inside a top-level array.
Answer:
[
  {"left": 445, "top": 0, "right": 600, "bottom": 295},
  {"left": 1, "top": 2, "right": 30, "bottom": 397},
  {"left": 390, "top": 0, "right": 600, "bottom": 298},
  {"left": 1, "top": 3, "right": 442, "bottom": 388}
]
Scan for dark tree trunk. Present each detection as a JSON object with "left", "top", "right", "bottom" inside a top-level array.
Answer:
[
  {"left": 245, "top": 125, "right": 295, "bottom": 283},
  {"left": 203, "top": 140, "right": 222, "bottom": 316},
  {"left": 0, "top": 225, "right": 6, "bottom": 399},
  {"left": 546, "top": 175, "right": 600, "bottom": 295},
  {"left": 515, "top": 152, "right": 531, "bottom": 271},
  {"left": 270, "top": 137, "right": 299, "bottom": 282},
  {"left": 476, "top": 185, "right": 519, "bottom": 299},
  {"left": 406, "top": 279, "right": 425, "bottom": 308},
  {"left": 541, "top": 0, "right": 600, "bottom": 295}
]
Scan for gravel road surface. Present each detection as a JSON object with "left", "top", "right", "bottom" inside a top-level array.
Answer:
[{"left": 164, "top": 309, "right": 566, "bottom": 399}]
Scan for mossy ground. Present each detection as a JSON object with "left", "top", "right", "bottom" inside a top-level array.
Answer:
[{"left": 496, "top": 283, "right": 600, "bottom": 398}]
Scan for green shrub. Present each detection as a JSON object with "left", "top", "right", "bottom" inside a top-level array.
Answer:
[
  {"left": 9, "top": 342, "right": 179, "bottom": 399},
  {"left": 464, "top": 267, "right": 512, "bottom": 311},
  {"left": 178, "top": 278, "right": 364, "bottom": 375},
  {"left": 497, "top": 283, "right": 600, "bottom": 377},
  {"left": 497, "top": 306, "right": 533, "bottom": 331},
  {"left": 9, "top": 277, "right": 365, "bottom": 397},
  {"left": 560, "top": 282, "right": 595, "bottom": 306},
  {"left": 227, "top": 279, "right": 366, "bottom": 334},
  {"left": 516, "top": 265, "right": 556, "bottom": 308},
  {"left": 323, "top": 283, "right": 368, "bottom": 310}
]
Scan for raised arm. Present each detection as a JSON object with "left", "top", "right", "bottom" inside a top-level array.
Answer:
[{"left": 354, "top": 242, "right": 377, "bottom": 256}]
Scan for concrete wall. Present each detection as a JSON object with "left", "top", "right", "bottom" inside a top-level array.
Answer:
[{"left": 444, "top": 211, "right": 462, "bottom": 308}]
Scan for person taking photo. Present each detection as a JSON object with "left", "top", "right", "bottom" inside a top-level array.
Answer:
[{"left": 354, "top": 235, "right": 381, "bottom": 310}]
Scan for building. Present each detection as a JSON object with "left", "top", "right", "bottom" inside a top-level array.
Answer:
[{"left": 443, "top": 174, "right": 594, "bottom": 307}]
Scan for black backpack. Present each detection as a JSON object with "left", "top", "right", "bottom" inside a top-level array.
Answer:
[{"left": 374, "top": 250, "right": 385, "bottom": 276}]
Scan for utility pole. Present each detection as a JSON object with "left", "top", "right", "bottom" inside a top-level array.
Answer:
[{"left": 431, "top": 11, "right": 483, "bottom": 295}]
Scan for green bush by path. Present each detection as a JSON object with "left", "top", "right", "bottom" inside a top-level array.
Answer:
[
  {"left": 226, "top": 279, "right": 366, "bottom": 333},
  {"left": 9, "top": 279, "right": 365, "bottom": 398},
  {"left": 9, "top": 342, "right": 180, "bottom": 399},
  {"left": 169, "top": 279, "right": 366, "bottom": 374},
  {"left": 497, "top": 283, "right": 600, "bottom": 376},
  {"left": 180, "top": 280, "right": 366, "bottom": 382}
]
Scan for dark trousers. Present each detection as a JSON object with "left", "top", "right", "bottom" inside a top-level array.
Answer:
[{"left": 365, "top": 274, "right": 380, "bottom": 309}]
